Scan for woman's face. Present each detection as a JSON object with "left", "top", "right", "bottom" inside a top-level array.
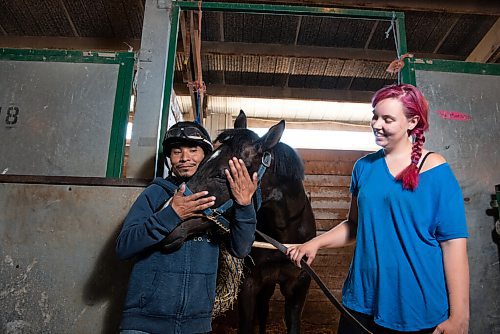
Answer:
[{"left": 370, "top": 98, "right": 418, "bottom": 149}]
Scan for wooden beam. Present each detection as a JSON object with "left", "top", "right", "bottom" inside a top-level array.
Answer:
[
  {"left": 179, "top": 11, "right": 197, "bottom": 118},
  {"left": 364, "top": 21, "right": 379, "bottom": 49},
  {"left": 433, "top": 16, "right": 461, "bottom": 53},
  {"left": 218, "top": 12, "right": 225, "bottom": 42},
  {"left": 201, "top": 41, "right": 395, "bottom": 61},
  {"left": 189, "top": 10, "right": 205, "bottom": 120},
  {"left": 0, "top": 22, "right": 7, "bottom": 36},
  {"left": 492, "top": 48, "right": 500, "bottom": 63},
  {"left": 246, "top": 118, "right": 371, "bottom": 131},
  {"left": 58, "top": 0, "right": 79, "bottom": 37},
  {"left": 0, "top": 36, "right": 140, "bottom": 51},
  {"left": 466, "top": 17, "right": 500, "bottom": 63},
  {"left": 179, "top": 11, "right": 191, "bottom": 80},
  {"left": 175, "top": 83, "right": 374, "bottom": 103},
  {"left": 178, "top": 41, "right": 462, "bottom": 61}
]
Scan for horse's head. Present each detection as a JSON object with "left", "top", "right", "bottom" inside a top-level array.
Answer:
[{"left": 187, "top": 111, "right": 285, "bottom": 207}]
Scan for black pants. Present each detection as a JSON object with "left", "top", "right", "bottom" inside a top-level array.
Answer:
[{"left": 337, "top": 308, "right": 436, "bottom": 334}]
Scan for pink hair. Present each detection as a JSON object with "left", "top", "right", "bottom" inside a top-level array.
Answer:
[{"left": 372, "top": 84, "right": 430, "bottom": 190}]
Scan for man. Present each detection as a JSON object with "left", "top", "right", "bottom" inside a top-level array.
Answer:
[{"left": 116, "top": 121, "right": 258, "bottom": 334}]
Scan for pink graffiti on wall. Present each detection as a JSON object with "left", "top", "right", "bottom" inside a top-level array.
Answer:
[{"left": 433, "top": 110, "right": 472, "bottom": 121}]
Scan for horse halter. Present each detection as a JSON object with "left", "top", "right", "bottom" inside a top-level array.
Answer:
[{"left": 182, "top": 151, "right": 272, "bottom": 233}]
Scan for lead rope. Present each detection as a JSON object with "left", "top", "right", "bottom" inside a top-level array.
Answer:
[{"left": 254, "top": 231, "right": 373, "bottom": 334}]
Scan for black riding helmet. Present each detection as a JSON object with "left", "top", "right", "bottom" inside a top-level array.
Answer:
[{"left": 162, "top": 121, "right": 213, "bottom": 157}]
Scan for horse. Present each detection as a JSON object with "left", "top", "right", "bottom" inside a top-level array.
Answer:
[{"left": 187, "top": 111, "right": 317, "bottom": 334}]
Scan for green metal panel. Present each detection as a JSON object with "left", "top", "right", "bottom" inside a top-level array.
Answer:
[
  {"left": 176, "top": 1, "right": 402, "bottom": 19},
  {"left": 410, "top": 58, "right": 500, "bottom": 76},
  {"left": 0, "top": 48, "right": 135, "bottom": 178},
  {"left": 106, "top": 55, "right": 135, "bottom": 177},
  {"left": 0, "top": 48, "right": 133, "bottom": 65}
]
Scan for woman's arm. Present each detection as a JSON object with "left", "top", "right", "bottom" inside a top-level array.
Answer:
[
  {"left": 287, "top": 196, "right": 358, "bottom": 267},
  {"left": 433, "top": 238, "right": 470, "bottom": 334}
]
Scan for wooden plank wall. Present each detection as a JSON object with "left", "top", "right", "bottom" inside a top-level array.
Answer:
[{"left": 213, "top": 149, "right": 371, "bottom": 333}]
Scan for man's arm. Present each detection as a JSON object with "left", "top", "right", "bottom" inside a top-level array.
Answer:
[{"left": 116, "top": 184, "right": 215, "bottom": 260}]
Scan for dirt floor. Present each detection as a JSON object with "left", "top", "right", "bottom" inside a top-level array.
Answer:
[{"left": 211, "top": 308, "right": 338, "bottom": 333}]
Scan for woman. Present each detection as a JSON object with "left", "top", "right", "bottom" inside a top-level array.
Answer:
[{"left": 287, "top": 84, "right": 469, "bottom": 334}]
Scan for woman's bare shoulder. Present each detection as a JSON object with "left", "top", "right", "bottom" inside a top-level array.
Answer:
[{"left": 420, "top": 150, "right": 447, "bottom": 172}]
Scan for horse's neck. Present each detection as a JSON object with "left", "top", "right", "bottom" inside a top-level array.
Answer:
[
  {"left": 261, "top": 180, "right": 312, "bottom": 219},
  {"left": 259, "top": 179, "right": 316, "bottom": 241}
]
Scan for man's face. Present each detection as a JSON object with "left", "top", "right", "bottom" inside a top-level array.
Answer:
[{"left": 169, "top": 145, "right": 205, "bottom": 179}]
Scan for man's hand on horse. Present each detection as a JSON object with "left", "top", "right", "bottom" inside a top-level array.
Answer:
[
  {"left": 225, "top": 157, "right": 258, "bottom": 206},
  {"left": 171, "top": 183, "right": 216, "bottom": 220}
]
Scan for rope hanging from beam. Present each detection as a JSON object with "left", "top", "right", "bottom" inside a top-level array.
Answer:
[
  {"left": 186, "top": 0, "right": 206, "bottom": 124},
  {"left": 384, "top": 12, "right": 413, "bottom": 83}
]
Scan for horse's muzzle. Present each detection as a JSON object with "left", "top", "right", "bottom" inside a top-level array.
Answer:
[{"left": 160, "top": 217, "right": 215, "bottom": 252}]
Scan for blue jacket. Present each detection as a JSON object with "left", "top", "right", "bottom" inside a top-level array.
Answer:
[{"left": 116, "top": 177, "right": 257, "bottom": 334}]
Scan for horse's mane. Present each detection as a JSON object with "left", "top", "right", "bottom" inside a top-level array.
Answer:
[
  {"left": 215, "top": 128, "right": 304, "bottom": 181},
  {"left": 269, "top": 142, "right": 304, "bottom": 181},
  {"left": 215, "top": 128, "right": 259, "bottom": 148}
]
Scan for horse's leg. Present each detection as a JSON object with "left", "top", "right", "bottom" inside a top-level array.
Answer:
[
  {"left": 280, "top": 270, "right": 311, "bottom": 334},
  {"left": 256, "top": 283, "right": 276, "bottom": 334},
  {"left": 238, "top": 276, "right": 259, "bottom": 334}
]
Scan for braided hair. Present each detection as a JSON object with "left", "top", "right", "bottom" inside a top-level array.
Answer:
[{"left": 372, "top": 84, "right": 430, "bottom": 190}]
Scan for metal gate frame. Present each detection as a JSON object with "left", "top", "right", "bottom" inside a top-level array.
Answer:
[
  {"left": 158, "top": 1, "right": 409, "bottom": 166},
  {"left": 0, "top": 48, "right": 135, "bottom": 178},
  {"left": 407, "top": 57, "right": 500, "bottom": 83}
]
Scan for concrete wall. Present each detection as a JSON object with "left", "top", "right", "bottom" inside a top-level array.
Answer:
[
  {"left": 416, "top": 70, "right": 500, "bottom": 334},
  {"left": 0, "top": 181, "right": 143, "bottom": 333}
]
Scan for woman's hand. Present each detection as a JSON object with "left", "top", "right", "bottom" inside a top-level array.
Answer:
[
  {"left": 286, "top": 240, "right": 320, "bottom": 268},
  {"left": 225, "top": 157, "right": 258, "bottom": 206},
  {"left": 432, "top": 315, "right": 469, "bottom": 334}
]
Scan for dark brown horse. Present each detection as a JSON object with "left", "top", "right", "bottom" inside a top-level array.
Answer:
[{"left": 188, "top": 111, "right": 317, "bottom": 333}]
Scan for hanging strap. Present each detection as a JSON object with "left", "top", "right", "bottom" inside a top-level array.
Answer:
[{"left": 418, "top": 151, "right": 434, "bottom": 172}]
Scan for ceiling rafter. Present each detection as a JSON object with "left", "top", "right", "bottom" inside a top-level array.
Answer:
[
  {"left": 218, "top": 12, "right": 225, "bottom": 85},
  {"left": 364, "top": 21, "right": 379, "bottom": 49},
  {"left": 466, "top": 17, "right": 500, "bottom": 63},
  {"left": 179, "top": 11, "right": 197, "bottom": 120},
  {"left": 432, "top": 16, "right": 461, "bottom": 54},
  {"left": 174, "top": 83, "right": 374, "bottom": 103},
  {"left": 0, "top": 22, "right": 7, "bottom": 36},
  {"left": 58, "top": 0, "right": 79, "bottom": 37},
  {"left": 284, "top": 15, "right": 303, "bottom": 88}
]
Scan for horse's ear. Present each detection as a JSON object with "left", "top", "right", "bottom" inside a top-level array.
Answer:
[
  {"left": 258, "top": 120, "right": 285, "bottom": 152},
  {"left": 234, "top": 110, "right": 247, "bottom": 129}
]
